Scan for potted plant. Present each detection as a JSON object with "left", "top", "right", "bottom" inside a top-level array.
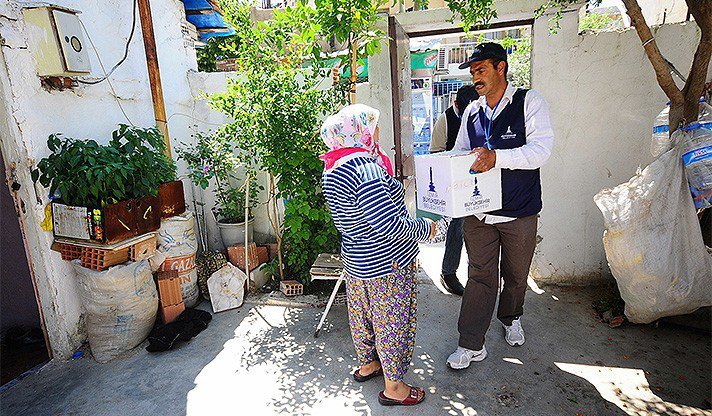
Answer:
[
  {"left": 31, "top": 125, "right": 176, "bottom": 243},
  {"left": 178, "top": 131, "right": 261, "bottom": 248}
]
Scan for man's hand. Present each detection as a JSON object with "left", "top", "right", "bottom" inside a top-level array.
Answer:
[
  {"left": 426, "top": 218, "right": 437, "bottom": 239},
  {"left": 469, "top": 147, "right": 496, "bottom": 173}
]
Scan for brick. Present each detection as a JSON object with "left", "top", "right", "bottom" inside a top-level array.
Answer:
[
  {"left": 60, "top": 243, "right": 83, "bottom": 261},
  {"left": 280, "top": 280, "right": 303, "bottom": 297},
  {"left": 256, "top": 246, "right": 269, "bottom": 266},
  {"left": 161, "top": 302, "right": 185, "bottom": 324},
  {"left": 157, "top": 270, "right": 183, "bottom": 306},
  {"left": 227, "top": 243, "right": 259, "bottom": 272},
  {"left": 80, "top": 247, "right": 130, "bottom": 271}
]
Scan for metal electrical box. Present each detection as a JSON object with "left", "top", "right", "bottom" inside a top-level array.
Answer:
[{"left": 23, "top": 6, "right": 91, "bottom": 77}]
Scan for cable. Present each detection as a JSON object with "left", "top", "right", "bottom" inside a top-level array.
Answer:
[
  {"left": 77, "top": 0, "right": 138, "bottom": 85},
  {"left": 78, "top": 18, "right": 134, "bottom": 125},
  {"left": 166, "top": 112, "right": 226, "bottom": 127}
]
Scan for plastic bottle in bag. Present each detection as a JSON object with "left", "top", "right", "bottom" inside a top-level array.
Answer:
[
  {"left": 679, "top": 123, "right": 712, "bottom": 209},
  {"left": 651, "top": 98, "right": 712, "bottom": 157}
]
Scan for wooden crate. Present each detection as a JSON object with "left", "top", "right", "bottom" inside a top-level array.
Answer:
[
  {"left": 280, "top": 280, "right": 303, "bottom": 297},
  {"left": 129, "top": 235, "right": 157, "bottom": 261},
  {"left": 52, "top": 196, "right": 160, "bottom": 244}
]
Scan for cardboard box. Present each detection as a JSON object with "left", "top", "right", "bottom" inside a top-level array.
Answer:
[{"left": 415, "top": 152, "right": 502, "bottom": 218}]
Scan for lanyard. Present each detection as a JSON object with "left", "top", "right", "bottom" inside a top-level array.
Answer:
[{"left": 483, "top": 97, "right": 503, "bottom": 150}]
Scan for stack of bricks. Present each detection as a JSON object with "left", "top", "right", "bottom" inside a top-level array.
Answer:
[
  {"left": 157, "top": 270, "right": 185, "bottom": 324},
  {"left": 58, "top": 235, "right": 157, "bottom": 271}
]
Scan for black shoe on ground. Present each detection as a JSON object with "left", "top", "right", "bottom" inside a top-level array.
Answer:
[{"left": 440, "top": 274, "right": 465, "bottom": 296}]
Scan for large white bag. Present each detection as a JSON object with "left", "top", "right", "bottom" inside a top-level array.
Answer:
[
  {"left": 157, "top": 211, "right": 199, "bottom": 307},
  {"left": 73, "top": 260, "right": 158, "bottom": 362},
  {"left": 594, "top": 144, "right": 712, "bottom": 323}
]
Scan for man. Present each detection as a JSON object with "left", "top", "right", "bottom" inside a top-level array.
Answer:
[
  {"left": 429, "top": 85, "right": 479, "bottom": 296},
  {"left": 445, "top": 43, "right": 554, "bottom": 369}
]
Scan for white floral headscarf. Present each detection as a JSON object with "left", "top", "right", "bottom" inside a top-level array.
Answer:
[{"left": 319, "top": 104, "right": 393, "bottom": 175}]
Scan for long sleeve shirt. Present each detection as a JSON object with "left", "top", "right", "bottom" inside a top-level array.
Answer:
[
  {"left": 429, "top": 111, "right": 449, "bottom": 153},
  {"left": 453, "top": 84, "right": 554, "bottom": 223},
  {"left": 322, "top": 157, "right": 431, "bottom": 279}
]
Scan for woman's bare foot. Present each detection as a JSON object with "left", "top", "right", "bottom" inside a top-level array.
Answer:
[
  {"left": 383, "top": 380, "right": 425, "bottom": 401},
  {"left": 359, "top": 361, "right": 382, "bottom": 376}
]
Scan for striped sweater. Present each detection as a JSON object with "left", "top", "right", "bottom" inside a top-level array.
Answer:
[{"left": 322, "top": 157, "right": 430, "bottom": 279}]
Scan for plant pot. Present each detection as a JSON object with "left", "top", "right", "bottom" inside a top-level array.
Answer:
[
  {"left": 216, "top": 217, "right": 254, "bottom": 248},
  {"left": 158, "top": 180, "right": 186, "bottom": 219}
]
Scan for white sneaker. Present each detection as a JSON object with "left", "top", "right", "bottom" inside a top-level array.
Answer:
[
  {"left": 446, "top": 346, "right": 487, "bottom": 370},
  {"left": 503, "top": 318, "right": 525, "bottom": 346}
]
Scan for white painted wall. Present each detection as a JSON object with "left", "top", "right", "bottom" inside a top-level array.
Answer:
[
  {"left": 530, "top": 11, "right": 707, "bottom": 283},
  {"left": 377, "top": 2, "right": 707, "bottom": 284},
  {"left": 0, "top": 0, "right": 199, "bottom": 358}
]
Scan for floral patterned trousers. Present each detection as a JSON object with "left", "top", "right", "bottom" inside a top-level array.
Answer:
[{"left": 345, "top": 261, "right": 418, "bottom": 382}]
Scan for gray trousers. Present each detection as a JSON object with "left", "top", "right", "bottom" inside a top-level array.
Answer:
[{"left": 457, "top": 214, "right": 538, "bottom": 351}]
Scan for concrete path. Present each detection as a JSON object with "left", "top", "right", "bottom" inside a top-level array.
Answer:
[{"left": 1, "top": 245, "right": 710, "bottom": 416}]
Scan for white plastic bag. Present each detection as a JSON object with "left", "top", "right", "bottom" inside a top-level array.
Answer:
[
  {"left": 72, "top": 260, "right": 158, "bottom": 362},
  {"left": 207, "top": 263, "right": 248, "bottom": 313},
  {"left": 594, "top": 144, "right": 712, "bottom": 323}
]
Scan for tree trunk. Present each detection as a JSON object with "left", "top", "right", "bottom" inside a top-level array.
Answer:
[{"left": 622, "top": 0, "right": 711, "bottom": 134}]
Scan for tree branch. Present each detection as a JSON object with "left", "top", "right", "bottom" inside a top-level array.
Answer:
[
  {"left": 621, "top": 0, "right": 683, "bottom": 105},
  {"left": 681, "top": 0, "right": 712, "bottom": 123}
]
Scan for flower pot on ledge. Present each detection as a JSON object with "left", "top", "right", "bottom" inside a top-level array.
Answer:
[{"left": 214, "top": 212, "right": 254, "bottom": 248}]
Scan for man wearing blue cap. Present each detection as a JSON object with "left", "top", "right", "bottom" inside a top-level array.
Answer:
[{"left": 446, "top": 42, "right": 555, "bottom": 370}]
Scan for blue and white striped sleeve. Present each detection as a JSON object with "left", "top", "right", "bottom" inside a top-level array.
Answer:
[{"left": 355, "top": 178, "right": 430, "bottom": 242}]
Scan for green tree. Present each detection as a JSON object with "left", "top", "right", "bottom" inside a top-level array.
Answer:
[
  {"left": 314, "top": 0, "right": 388, "bottom": 103},
  {"left": 209, "top": 2, "right": 348, "bottom": 283},
  {"left": 445, "top": 0, "right": 710, "bottom": 135}
]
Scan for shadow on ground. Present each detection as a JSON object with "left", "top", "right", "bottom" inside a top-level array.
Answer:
[{"left": 1, "top": 245, "right": 709, "bottom": 415}]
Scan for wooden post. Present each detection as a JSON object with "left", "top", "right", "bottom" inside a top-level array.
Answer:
[
  {"left": 244, "top": 175, "right": 250, "bottom": 291},
  {"left": 137, "top": 0, "right": 172, "bottom": 157},
  {"left": 349, "top": 36, "right": 358, "bottom": 104}
]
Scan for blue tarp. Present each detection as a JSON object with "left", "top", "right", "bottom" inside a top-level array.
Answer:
[{"left": 180, "top": 0, "right": 235, "bottom": 41}]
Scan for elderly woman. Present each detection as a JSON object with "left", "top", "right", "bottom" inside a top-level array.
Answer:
[{"left": 320, "top": 104, "right": 435, "bottom": 406}]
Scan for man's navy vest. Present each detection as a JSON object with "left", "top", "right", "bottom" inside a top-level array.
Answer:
[{"left": 467, "top": 88, "right": 542, "bottom": 218}]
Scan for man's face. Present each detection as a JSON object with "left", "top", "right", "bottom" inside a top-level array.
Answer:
[{"left": 470, "top": 59, "right": 505, "bottom": 97}]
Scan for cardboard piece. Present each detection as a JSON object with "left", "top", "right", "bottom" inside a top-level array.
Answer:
[{"left": 415, "top": 151, "right": 502, "bottom": 218}]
